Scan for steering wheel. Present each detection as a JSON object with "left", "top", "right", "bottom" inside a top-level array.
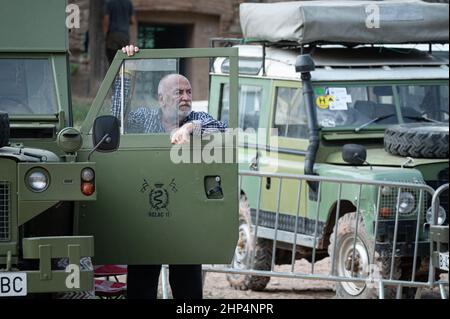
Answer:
[{"left": 0, "top": 97, "right": 34, "bottom": 114}]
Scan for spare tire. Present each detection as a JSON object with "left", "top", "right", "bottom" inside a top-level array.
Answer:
[
  {"left": 384, "top": 123, "right": 449, "bottom": 159},
  {"left": 0, "top": 112, "right": 10, "bottom": 148}
]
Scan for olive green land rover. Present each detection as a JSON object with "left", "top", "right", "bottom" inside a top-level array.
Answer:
[{"left": 208, "top": 1, "right": 449, "bottom": 299}]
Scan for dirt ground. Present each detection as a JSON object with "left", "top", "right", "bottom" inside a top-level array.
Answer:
[
  {"left": 200, "top": 258, "right": 447, "bottom": 299},
  {"left": 202, "top": 258, "right": 334, "bottom": 299},
  {"left": 116, "top": 257, "right": 446, "bottom": 299}
]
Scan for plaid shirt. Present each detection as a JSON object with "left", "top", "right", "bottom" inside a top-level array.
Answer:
[{"left": 111, "top": 78, "right": 227, "bottom": 135}]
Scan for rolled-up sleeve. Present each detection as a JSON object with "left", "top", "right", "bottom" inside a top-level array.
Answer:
[
  {"left": 111, "top": 75, "right": 132, "bottom": 120},
  {"left": 189, "top": 112, "right": 228, "bottom": 136}
]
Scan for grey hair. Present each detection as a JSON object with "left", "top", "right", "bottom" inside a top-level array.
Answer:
[{"left": 157, "top": 73, "right": 188, "bottom": 96}]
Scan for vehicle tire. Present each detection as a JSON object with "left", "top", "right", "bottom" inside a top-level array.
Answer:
[
  {"left": 384, "top": 123, "right": 449, "bottom": 159},
  {"left": 0, "top": 112, "right": 9, "bottom": 148},
  {"left": 328, "top": 213, "right": 401, "bottom": 299},
  {"left": 226, "top": 195, "right": 272, "bottom": 291}
]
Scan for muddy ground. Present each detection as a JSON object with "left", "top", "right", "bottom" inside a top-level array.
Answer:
[
  {"left": 202, "top": 258, "right": 334, "bottom": 299},
  {"left": 200, "top": 258, "right": 447, "bottom": 299},
  {"left": 120, "top": 257, "right": 446, "bottom": 299}
]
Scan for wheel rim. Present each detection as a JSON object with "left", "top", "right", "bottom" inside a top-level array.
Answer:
[
  {"left": 232, "top": 221, "right": 252, "bottom": 270},
  {"left": 337, "top": 236, "right": 370, "bottom": 296}
]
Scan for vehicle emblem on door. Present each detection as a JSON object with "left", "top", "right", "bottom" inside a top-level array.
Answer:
[
  {"left": 150, "top": 183, "right": 169, "bottom": 210},
  {"left": 141, "top": 179, "right": 178, "bottom": 218}
]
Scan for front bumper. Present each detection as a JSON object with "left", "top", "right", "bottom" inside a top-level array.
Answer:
[
  {"left": 375, "top": 241, "right": 430, "bottom": 258},
  {"left": 375, "top": 220, "right": 430, "bottom": 258},
  {"left": 3, "top": 236, "right": 94, "bottom": 295}
]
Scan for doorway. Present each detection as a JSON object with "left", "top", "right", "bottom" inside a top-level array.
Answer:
[{"left": 138, "top": 24, "right": 190, "bottom": 76}]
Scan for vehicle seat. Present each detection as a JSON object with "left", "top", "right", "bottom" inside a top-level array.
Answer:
[
  {"left": 243, "top": 112, "right": 259, "bottom": 130},
  {"left": 354, "top": 100, "right": 377, "bottom": 118},
  {"left": 354, "top": 101, "right": 398, "bottom": 124}
]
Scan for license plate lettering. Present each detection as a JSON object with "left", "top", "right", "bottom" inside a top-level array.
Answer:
[
  {"left": 439, "top": 252, "right": 449, "bottom": 271},
  {"left": 0, "top": 273, "right": 27, "bottom": 297}
]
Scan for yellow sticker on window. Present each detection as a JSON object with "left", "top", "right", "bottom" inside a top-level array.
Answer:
[
  {"left": 316, "top": 96, "right": 328, "bottom": 109},
  {"left": 326, "top": 95, "right": 335, "bottom": 105},
  {"left": 316, "top": 95, "right": 335, "bottom": 109}
]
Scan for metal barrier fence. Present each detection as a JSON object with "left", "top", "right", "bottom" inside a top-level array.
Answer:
[
  {"left": 199, "top": 172, "right": 448, "bottom": 299},
  {"left": 429, "top": 184, "right": 449, "bottom": 299}
]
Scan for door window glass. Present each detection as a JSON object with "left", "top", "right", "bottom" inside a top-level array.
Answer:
[
  {"left": 99, "top": 59, "right": 178, "bottom": 134},
  {"left": 220, "top": 84, "right": 262, "bottom": 131},
  {"left": 273, "top": 87, "right": 308, "bottom": 138}
]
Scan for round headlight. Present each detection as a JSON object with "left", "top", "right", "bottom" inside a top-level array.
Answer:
[
  {"left": 381, "top": 186, "right": 393, "bottom": 196},
  {"left": 27, "top": 170, "right": 49, "bottom": 192},
  {"left": 398, "top": 192, "right": 415, "bottom": 215},
  {"left": 81, "top": 168, "right": 95, "bottom": 182},
  {"left": 426, "top": 206, "right": 447, "bottom": 226}
]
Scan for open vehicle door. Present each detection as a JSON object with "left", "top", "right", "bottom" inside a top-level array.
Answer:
[{"left": 76, "top": 48, "right": 239, "bottom": 265}]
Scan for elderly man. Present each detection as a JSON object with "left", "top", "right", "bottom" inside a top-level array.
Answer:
[
  {"left": 113, "top": 45, "right": 227, "bottom": 145},
  {"left": 116, "top": 45, "right": 226, "bottom": 299}
]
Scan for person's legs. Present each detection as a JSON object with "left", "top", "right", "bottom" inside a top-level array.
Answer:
[
  {"left": 168, "top": 264, "right": 203, "bottom": 299},
  {"left": 105, "top": 32, "right": 130, "bottom": 66},
  {"left": 106, "top": 49, "right": 116, "bottom": 65},
  {"left": 127, "top": 265, "right": 161, "bottom": 299}
]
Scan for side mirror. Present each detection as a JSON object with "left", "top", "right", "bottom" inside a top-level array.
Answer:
[
  {"left": 342, "top": 144, "right": 367, "bottom": 166},
  {"left": 92, "top": 115, "right": 120, "bottom": 152}
]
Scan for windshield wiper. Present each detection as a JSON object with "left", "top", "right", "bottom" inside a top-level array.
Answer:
[
  {"left": 355, "top": 113, "right": 443, "bottom": 132},
  {"left": 402, "top": 115, "right": 442, "bottom": 123},
  {"left": 354, "top": 114, "right": 396, "bottom": 132}
]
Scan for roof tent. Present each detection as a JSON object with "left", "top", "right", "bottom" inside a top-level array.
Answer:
[{"left": 240, "top": 0, "right": 449, "bottom": 45}]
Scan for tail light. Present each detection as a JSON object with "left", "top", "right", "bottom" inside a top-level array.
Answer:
[
  {"left": 81, "top": 168, "right": 95, "bottom": 196},
  {"left": 380, "top": 207, "right": 391, "bottom": 218}
]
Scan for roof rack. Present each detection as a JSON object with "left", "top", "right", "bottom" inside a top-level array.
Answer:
[
  {"left": 209, "top": 37, "right": 448, "bottom": 75},
  {"left": 210, "top": 37, "right": 315, "bottom": 76},
  {"left": 210, "top": 37, "right": 447, "bottom": 49}
]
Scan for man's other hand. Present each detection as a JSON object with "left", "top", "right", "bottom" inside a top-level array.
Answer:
[
  {"left": 171, "top": 123, "right": 194, "bottom": 145},
  {"left": 122, "top": 45, "right": 139, "bottom": 57}
]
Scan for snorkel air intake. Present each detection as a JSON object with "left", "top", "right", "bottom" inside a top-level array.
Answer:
[{"left": 296, "top": 54, "right": 319, "bottom": 195}]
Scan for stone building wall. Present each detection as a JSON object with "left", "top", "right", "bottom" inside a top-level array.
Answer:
[
  {"left": 69, "top": 0, "right": 244, "bottom": 98},
  {"left": 68, "top": 0, "right": 90, "bottom": 56}
]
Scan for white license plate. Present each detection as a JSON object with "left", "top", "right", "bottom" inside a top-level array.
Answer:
[
  {"left": 439, "top": 252, "right": 449, "bottom": 271},
  {"left": 0, "top": 272, "right": 27, "bottom": 297}
]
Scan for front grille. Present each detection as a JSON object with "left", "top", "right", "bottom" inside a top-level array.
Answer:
[
  {"left": 379, "top": 184, "right": 429, "bottom": 219},
  {"left": 0, "top": 181, "right": 10, "bottom": 241}
]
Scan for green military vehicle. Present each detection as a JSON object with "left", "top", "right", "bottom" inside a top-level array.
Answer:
[
  {"left": 1, "top": 0, "right": 238, "bottom": 297},
  {"left": 208, "top": 1, "right": 449, "bottom": 298}
]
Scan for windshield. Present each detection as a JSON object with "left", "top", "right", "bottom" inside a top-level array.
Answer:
[
  {"left": 0, "top": 59, "right": 58, "bottom": 115},
  {"left": 314, "top": 84, "right": 449, "bottom": 129}
]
